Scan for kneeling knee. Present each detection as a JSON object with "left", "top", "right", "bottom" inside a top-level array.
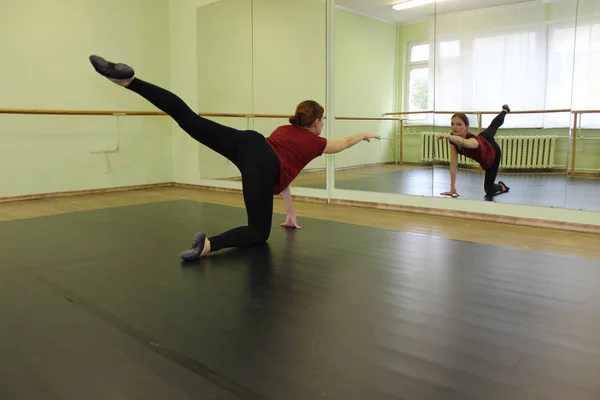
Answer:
[
  {"left": 253, "top": 227, "right": 271, "bottom": 244},
  {"left": 484, "top": 187, "right": 494, "bottom": 196}
]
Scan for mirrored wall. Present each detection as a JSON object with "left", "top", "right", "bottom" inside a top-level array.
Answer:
[
  {"left": 430, "top": 0, "right": 578, "bottom": 210},
  {"left": 194, "top": 0, "right": 600, "bottom": 215},
  {"left": 194, "top": 0, "right": 326, "bottom": 185}
]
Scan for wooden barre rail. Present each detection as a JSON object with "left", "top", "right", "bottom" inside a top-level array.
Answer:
[
  {"left": 572, "top": 109, "right": 600, "bottom": 114},
  {"left": 0, "top": 109, "right": 285, "bottom": 118},
  {"left": 0, "top": 108, "right": 402, "bottom": 121},
  {"left": 384, "top": 109, "right": 572, "bottom": 116}
]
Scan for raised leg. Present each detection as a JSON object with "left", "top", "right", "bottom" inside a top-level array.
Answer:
[
  {"left": 89, "top": 55, "right": 243, "bottom": 164},
  {"left": 480, "top": 104, "right": 510, "bottom": 142}
]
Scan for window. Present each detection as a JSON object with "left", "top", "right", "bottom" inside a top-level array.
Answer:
[{"left": 405, "top": 42, "right": 430, "bottom": 122}]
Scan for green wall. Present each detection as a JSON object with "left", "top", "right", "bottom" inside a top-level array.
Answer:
[
  {"left": 333, "top": 8, "right": 398, "bottom": 169},
  {"left": 0, "top": 0, "right": 172, "bottom": 198}
]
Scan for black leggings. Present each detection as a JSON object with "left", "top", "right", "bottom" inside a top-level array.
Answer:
[
  {"left": 126, "top": 78, "right": 280, "bottom": 252},
  {"left": 479, "top": 111, "right": 507, "bottom": 196}
]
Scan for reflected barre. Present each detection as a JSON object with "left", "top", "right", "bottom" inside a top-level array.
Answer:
[
  {"left": 571, "top": 109, "right": 600, "bottom": 177},
  {"left": 383, "top": 109, "right": 572, "bottom": 115}
]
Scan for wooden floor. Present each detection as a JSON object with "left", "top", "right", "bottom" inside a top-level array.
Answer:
[
  {"left": 0, "top": 186, "right": 598, "bottom": 260},
  {"left": 1, "top": 195, "right": 599, "bottom": 400}
]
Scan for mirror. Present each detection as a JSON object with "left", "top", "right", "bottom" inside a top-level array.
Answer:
[
  {"left": 567, "top": 0, "right": 600, "bottom": 212},
  {"left": 195, "top": 0, "right": 253, "bottom": 182},
  {"left": 431, "top": 0, "right": 578, "bottom": 209},
  {"left": 300, "top": 1, "right": 437, "bottom": 197},
  {"left": 252, "top": 0, "right": 326, "bottom": 192},
  {"left": 195, "top": 0, "right": 326, "bottom": 187},
  {"left": 193, "top": 0, "right": 600, "bottom": 217}
]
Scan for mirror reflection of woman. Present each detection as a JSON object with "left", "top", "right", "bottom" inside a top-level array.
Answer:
[{"left": 437, "top": 105, "right": 511, "bottom": 198}]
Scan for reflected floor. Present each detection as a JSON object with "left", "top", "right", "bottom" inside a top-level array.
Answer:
[
  {"left": 296, "top": 164, "right": 434, "bottom": 197},
  {"left": 296, "top": 165, "right": 600, "bottom": 211}
]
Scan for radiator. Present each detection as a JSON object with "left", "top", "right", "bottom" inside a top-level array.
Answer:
[{"left": 421, "top": 132, "right": 558, "bottom": 169}]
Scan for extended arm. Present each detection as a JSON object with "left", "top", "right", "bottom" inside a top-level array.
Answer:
[
  {"left": 281, "top": 185, "right": 294, "bottom": 216},
  {"left": 449, "top": 144, "right": 458, "bottom": 193},
  {"left": 323, "top": 133, "right": 380, "bottom": 154},
  {"left": 439, "top": 138, "right": 461, "bottom": 197},
  {"left": 437, "top": 133, "right": 478, "bottom": 150}
]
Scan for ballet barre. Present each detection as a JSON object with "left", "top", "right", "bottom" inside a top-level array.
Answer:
[{"left": 0, "top": 108, "right": 402, "bottom": 122}]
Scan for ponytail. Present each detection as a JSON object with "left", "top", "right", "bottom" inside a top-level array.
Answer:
[{"left": 289, "top": 100, "right": 324, "bottom": 128}]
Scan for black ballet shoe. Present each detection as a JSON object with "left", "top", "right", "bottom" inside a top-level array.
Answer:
[
  {"left": 502, "top": 104, "right": 511, "bottom": 113},
  {"left": 498, "top": 181, "right": 510, "bottom": 192},
  {"left": 89, "top": 55, "right": 135, "bottom": 80},
  {"left": 179, "top": 232, "right": 207, "bottom": 261}
]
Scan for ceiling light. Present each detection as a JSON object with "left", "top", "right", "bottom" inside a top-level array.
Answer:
[{"left": 392, "top": 0, "right": 445, "bottom": 11}]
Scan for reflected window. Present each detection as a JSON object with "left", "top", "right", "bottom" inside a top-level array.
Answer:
[
  {"left": 410, "top": 43, "right": 429, "bottom": 62},
  {"left": 408, "top": 67, "right": 428, "bottom": 114},
  {"left": 406, "top": 42, "right": 430, "bottom": 122}
]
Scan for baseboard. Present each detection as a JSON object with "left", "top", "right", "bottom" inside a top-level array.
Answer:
[
  {"left": 569, "top": 171, "right": 600, "bottom": 179},
  {"left": 432, "top": 164, "right": 568, "bottom": 174},
  {"left": 0, "top": 182, "right": 176, "bottom": 204}
]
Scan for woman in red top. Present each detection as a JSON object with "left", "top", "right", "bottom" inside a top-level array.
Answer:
[
  {"left": 89, "top": 55, "right": 379, "bottom": 260},
  {"left": 437, "top": 105, "right": 511, "bottom": 198}
]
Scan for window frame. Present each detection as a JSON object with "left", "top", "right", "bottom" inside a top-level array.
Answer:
[{"left": 404, "top": 40, "right": 431, "bottom": 125}]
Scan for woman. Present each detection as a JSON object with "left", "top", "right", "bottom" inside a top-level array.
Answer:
[
  {"left": 89, "top": 55, "right": 379, "bottom": 260},
  {"left": 437, "top": 105, "right": 511, "bottom": 198}
]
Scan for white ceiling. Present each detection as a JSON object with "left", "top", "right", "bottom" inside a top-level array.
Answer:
[{"left": 334, "top": 0, "right": 541, "bottom": 25}]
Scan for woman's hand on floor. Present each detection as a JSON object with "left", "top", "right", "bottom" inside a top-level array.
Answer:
[
  {"left": 441, "top": 189, "right": 460, "bottom": 197},
  {"left": 281, "top": 214, "right": 302, "bottom": 229}
]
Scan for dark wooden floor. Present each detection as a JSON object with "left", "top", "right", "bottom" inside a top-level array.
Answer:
[
  {"left": 299, "top": 167, "right": 600, "bottom": 211},
  {"left": 2, "top": 199, "right": 600, "bottom": 400}
]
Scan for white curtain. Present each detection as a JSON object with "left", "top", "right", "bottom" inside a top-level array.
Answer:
[
  {"left": 431, "top": 0, "right": 590, "bottom": 129},
  {"left": 571, "top": 18, "right": 600, "bottom": 128}
]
